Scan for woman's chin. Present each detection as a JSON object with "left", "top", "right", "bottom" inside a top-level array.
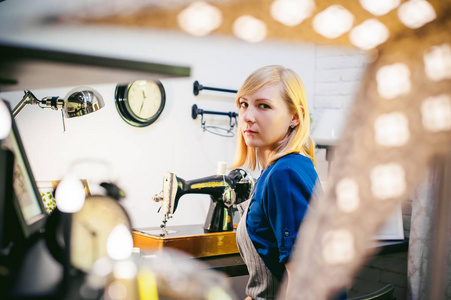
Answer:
[{"left": 245, "top": 141, "right": 261, "bottom": 148}]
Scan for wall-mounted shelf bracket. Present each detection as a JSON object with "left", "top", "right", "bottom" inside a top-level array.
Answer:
[{"left": 191, "top": 104, "right": 238, "bottom": 137}]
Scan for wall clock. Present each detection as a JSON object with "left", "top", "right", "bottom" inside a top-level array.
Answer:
[{"left": 115, "top": 80, "right": 166, "bottom": 127}]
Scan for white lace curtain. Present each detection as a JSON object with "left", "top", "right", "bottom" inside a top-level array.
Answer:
[{"left": 408, "top": 158, "right": 451, "bottom": 300}]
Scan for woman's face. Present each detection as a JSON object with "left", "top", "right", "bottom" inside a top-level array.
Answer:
[{"left": 239, "top": 83, "right": 295, "bottom": 152}]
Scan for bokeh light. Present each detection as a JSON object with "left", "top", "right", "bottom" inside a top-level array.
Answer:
[
  {"left": 376, "top": 63, "right": 411, "bottom": 99},
  {"left": 177, "top": 1, "right": 223, "bottom": 36},
  {"left": 370, "top": 163, "right": 406, "bottom": 200},
  {"left": 0, "top": 99, "right": 11, "bottom": 140},
  {"left": 423, "top": 44, "right": 451, "bottom": 82},
  {"left": 312, "top": 5, "right": 354, "bottom": 39},
  {"left": 233, "top": 15, "right": 267, "bottom": 43},
  {"left": 107, "top": 224, "right": 134, "bottom": 261},
  {"left": 349, "top": 19, "right": 390, "bottom": 50},
  {"left": 374, "top": 112, "right": 410, "bottom": 147},
  {"left": 55, "top": 174, "right": 86, "bottom": 213},
  {"left": 421, "top": 94, "right": 451, "bottom": 132},
  {"left": 270, "top": 0, "right": 315, "bottom": 26},
  {"left": 336, "top": 178, "right": 360, "bottom": 213},
  {"left": 322, "top": 229, "right": 355, "bottom": 265},
  {"left": 359, "top": 0, "right": 400, "bottom": 16},
  {"left": 397, "top": 0, "right": 436, "bottom": 29}
]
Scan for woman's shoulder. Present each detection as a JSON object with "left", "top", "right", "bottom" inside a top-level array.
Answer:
[
  {"left": 273, "top": 153, "right": 315, "bottom": 170},
  {"left": 263, "top": 153, "right": 317, "bottom": 182}
]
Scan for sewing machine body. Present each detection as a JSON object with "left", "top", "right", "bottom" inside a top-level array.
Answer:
[{"left": 154, "top": 169, "right": 254, "bottom": 233}]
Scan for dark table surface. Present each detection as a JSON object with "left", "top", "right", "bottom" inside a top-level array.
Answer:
[{"left": 196, "top": 239, "right": 409, "bottom": 277}]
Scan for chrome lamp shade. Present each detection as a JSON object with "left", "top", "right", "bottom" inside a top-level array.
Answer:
[{"left": 63, "top": 87, "right": 105, "bottom": 118}]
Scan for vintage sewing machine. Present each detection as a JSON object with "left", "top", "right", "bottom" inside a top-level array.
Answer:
[{"left": 152, "top": 168, "right": 254, "bottom": 234}]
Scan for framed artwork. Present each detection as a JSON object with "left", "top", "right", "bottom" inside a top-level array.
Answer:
[{"left": 0, "top": 101, "right": 47, "bottom": 238}]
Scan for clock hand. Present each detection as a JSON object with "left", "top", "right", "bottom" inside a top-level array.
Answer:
[
  {"left": 139, "top": 100, "right": 145, "bottom": 114},
  {"left": 79, "top": 221, "right": 98, "bottom": 266},
  {"left": 139, "top": 90, "right": 147, "bottom": 114}
]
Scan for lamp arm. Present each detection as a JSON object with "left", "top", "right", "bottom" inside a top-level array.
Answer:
[{"left": 12, "top": 90, "right": 40, "bottom": 117}]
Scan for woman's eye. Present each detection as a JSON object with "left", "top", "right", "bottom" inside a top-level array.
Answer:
[
  {"left": 260, "top": 103, "right": 271, "bottom": 109},
  {"left": 240, "top": 102, "right": 248, "bottom": 108}
]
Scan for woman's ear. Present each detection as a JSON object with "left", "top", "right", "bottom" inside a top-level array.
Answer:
[
  {"left": 293, "top": 105, "right": 305, "bottom": 126},
  {"left": 291, "top": 112, "right": 300, "bottom": 127}
]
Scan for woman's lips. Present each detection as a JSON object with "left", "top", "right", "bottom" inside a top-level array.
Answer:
[{"left": 244, "top": 130, "right": 257, "bottom": 135}]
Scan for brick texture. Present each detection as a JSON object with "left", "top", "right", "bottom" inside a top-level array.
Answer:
[
  {"left": 349, "top": 251, "right": 408, "bottom": 300},
  {"left": 313, "top": 44, "right": 370, "bottom": 122}
]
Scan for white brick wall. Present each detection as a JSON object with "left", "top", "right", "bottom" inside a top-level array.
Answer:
[
  {"left": 312, "top": 43, "right": 371, "bottom": 183},
  {"left": 313, "top": 44, "right": 371, "bottom": 114},
  {"left": 312, "top": 44, "right": 371, "bottom": 186}
]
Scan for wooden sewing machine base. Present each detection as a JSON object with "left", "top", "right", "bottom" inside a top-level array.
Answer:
[{"left": 132, "top": 224, "right": 239, "bottom": 258}]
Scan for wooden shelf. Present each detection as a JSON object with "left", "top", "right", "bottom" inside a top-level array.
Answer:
[{"left": 0, "top": 43, "right": 190, "bottom": 92}]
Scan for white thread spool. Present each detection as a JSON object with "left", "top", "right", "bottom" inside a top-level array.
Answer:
[{"left": 217, "top": 161, "right": 227, "bottom": 175}]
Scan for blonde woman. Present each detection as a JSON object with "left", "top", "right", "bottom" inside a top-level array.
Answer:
[{"left": 234, "top": 65, "right": 320, "bottom": 300}]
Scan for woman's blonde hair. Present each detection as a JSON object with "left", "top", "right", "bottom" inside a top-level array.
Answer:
[{"left": 232, "top": 65, "right": 316, "bottom": 170}]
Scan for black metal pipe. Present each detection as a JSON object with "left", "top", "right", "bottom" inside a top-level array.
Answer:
[
  {"left": 192, "top": 104, "right": 238, "bottom": 119},
  {"left": 193, "top": 81, "right": 238, "bottom": 96}
]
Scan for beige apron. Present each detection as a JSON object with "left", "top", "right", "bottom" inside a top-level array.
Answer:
[{"left": 236, "top": 200, "right": 280, "bottom": 300}]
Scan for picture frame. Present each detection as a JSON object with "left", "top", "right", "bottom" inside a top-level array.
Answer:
[{"left": 0, "top": 101, "right": 47, "bottom": 239}]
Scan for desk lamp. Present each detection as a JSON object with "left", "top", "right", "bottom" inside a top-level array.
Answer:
[{"left": 12, "top": 87, "right": 105, "bottom": 131}]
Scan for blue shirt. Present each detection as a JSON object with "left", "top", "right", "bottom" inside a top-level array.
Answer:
[{"left": 246, "top": 153, "right": 319, "bottom": 280}]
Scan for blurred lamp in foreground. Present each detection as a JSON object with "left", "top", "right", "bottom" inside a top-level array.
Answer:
[
  {"left": 107, "top": 224, "right": 134, "bottom": 261},
  {"left": 0, "top": 99, "right": 12, "bottom": 139},
  {"left": 12, "top": 86, "right": 105, "bottom": 131},
  {"left": 55, "top": 174, "right": 86, "bottom": 213}
]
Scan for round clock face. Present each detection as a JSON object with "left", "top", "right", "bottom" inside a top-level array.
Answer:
[
  {"left": 71, "top": 196, "right": 132, "bottom": 272},
  {"left": 115, "top": 80, "right": 166, "bottom": 127}
]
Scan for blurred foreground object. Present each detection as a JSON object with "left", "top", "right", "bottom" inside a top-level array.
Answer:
[
  {"left": 282, "top": 2, "right": 451, "bottom": 299},
  {"left": 136, "top": 248, "right": 235, "bottom": 300}
]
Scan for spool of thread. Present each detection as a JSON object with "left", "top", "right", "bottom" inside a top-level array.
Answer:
[{"left": 217, "top": 161, "right": 227, "bottom": 175}]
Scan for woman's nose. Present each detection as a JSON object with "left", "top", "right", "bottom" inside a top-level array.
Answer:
[{"left": 242, "top": 106, "right": 256, "bottom": 123}]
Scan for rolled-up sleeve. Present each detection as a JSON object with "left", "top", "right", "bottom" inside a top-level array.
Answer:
[{"left": 263, "top": 167, "right": 311, "bottom": 264}]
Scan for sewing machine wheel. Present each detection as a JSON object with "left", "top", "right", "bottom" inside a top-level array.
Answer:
[{"left": 228, "top": 169, "right": 255, "bottom": 204}]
